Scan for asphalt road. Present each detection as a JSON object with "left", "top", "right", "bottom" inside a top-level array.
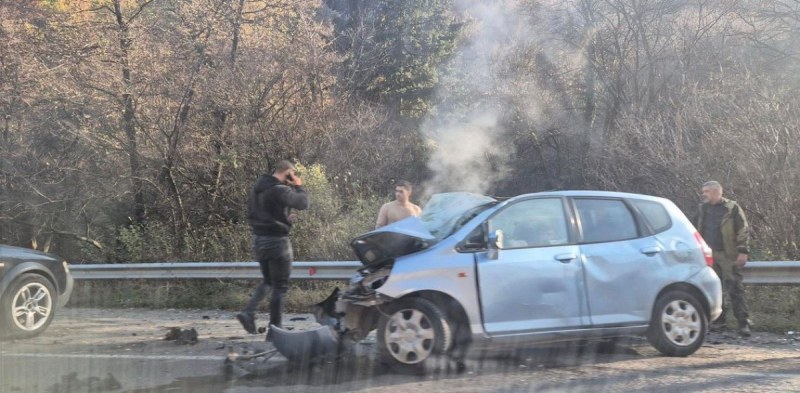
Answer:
[{"left": 1, "top": 308, "right": 800, "bottom": 392}]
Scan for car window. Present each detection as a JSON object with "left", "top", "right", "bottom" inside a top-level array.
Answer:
[
  {"left": 460, "top": 224, "right": 486, "bottom": 250},
  {"left": 489, "top": 198, "right": 569, "bottom": 249},
  {"left": 575, "top": 198, "right": 638, "bottom": 243},
  {"left": 631, "top": 199, "right": 672, "bottom": 233}
]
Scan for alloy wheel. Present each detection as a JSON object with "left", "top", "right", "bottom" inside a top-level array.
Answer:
[{"left": 11, "top": 282, "right": 53, "bottom": 332}]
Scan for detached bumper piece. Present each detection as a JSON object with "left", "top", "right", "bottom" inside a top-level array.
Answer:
[{"left": 270, "top": 324, "right": 342, "bottom": 364}]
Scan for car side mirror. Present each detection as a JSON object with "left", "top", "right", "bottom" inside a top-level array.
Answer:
[{"left": 487, "top": 229, "right": 503, "bottom": 260}]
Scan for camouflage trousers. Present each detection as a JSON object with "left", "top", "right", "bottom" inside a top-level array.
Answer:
[{"left": 712, "top": 251, "right": 750, "bottom": 324}]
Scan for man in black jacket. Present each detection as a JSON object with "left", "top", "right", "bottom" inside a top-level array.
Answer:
[{"left": 237, "top": 160, "right": 309, "bottom": 340}]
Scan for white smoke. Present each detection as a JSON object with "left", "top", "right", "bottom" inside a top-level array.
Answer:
[
  {"left": 423, "top": 112, "right": 508, "bottom": 195},
  {"left": 421, "top": 0, "right": 554, "bottom": 197}
]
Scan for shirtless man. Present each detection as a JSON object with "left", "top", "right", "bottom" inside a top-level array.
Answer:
[{"left": 375, "top": 181, "right": 422, "bottom": 228}]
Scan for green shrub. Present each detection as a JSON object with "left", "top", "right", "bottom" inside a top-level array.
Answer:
[
  {"left": 279, "top": 163, "right": 381, "bottom": 261},
  {"left": 84, "top": 163, "right": 380, "bottom": 263},
  {"left": 69, "top": 164, "right": 378, "bottom": 312}
]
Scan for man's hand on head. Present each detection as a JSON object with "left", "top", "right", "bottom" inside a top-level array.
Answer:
[{"left": 287, "top": 173, "right": 302, "bottom": 187}]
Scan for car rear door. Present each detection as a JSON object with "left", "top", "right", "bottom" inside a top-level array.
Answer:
[
  {"left": 476, "top": 197, "right": 590, "bottom": 335},
  {"left": 572, "top": 197, "right": 668, "bottom": 326}
]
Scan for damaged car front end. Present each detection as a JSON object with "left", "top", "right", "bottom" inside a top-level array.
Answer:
[{"left": 270, "top": 193, "right": 496, "bottom": 369}]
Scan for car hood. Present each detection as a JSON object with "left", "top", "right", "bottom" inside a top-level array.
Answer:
[
  {"left": 0, "top": 245, "right": 59, "bottom": 263},
  {"left": 350, "top": 217, "right": 435, "bottom": 268},
  {"left": 350, "top": 192, "right": 496, "bottom": 267}
]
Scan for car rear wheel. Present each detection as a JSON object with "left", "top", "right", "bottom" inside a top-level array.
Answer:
[
  {"left": 377, "top": 297, "right": 452, "bottom": 374},
  {"left": 1, "top": 273, "right": 57, "bottom": 339},
  {"left": 647, "top": 290, "right": 707, "bottom": 357}
]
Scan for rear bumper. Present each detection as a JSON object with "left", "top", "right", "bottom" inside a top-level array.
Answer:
[{"left": 689, "top": 266, "right": 723, "bottom": 322}]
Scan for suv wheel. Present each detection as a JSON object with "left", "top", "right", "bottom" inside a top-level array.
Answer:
[
  {"left": 1, "top": 273, "right": 57, "bottom": 339},
  {"left": 377, "top": 298, "right": 452, "bottom": 374},
  {"left": 647, "top": 290, "right": 707, "bottom": 356}
]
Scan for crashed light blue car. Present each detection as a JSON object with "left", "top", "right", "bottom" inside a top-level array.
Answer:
[{"left": 273, "top": 191, "right": 722, "bottom": 371}]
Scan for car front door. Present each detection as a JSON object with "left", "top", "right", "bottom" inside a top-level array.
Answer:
[{"left": 476, "top": 197, "right": 589, "bottom": 335}]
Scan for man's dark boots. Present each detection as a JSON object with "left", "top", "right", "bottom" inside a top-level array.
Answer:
[
  {"left": 710, "top": 318, "right": 726, "bottom": 332},
  {"left": 738, "top": 319, "right": 752, "bottom": 337},
  {"left": 236, "top": 312, "right": 257, "bottom": 334}
]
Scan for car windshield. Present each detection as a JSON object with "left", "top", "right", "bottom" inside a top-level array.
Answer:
[{"left": 418, "top": 192, "right": 497, "bottom": 240}]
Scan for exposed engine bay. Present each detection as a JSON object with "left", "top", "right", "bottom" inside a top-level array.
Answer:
[{"left": 320, "top": 265, "right": 392, "bottom": 338}]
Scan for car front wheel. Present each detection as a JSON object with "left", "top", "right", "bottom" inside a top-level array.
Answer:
[
  {"left": 647, "top": 290, "right": 707, "bottom": 357},
  {"left": 1, "top": 273, "right": 57, "bottom": 339},
  {"left": 377, "top": 297, "right": 452, "bottom": 374}
]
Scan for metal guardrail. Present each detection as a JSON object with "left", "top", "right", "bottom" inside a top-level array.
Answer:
[
  {"left": 69, "top": 261, "right": 800, "bottom": 285},
  {"left": 740, "top": 261, "right": 800, "bottom": 285},
  {"left": 70, "top": 261, "right": 361, "bottom": 281}
]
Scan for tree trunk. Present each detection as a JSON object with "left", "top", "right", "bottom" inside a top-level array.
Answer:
[{"left": 113, "top": 0, "right": 145, "bottom": 223}]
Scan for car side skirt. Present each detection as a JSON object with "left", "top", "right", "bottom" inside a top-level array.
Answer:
[{"left": 468, "top": 324, "right": 650, "bottom": 350}]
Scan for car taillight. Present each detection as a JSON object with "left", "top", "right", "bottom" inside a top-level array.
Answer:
[{"left": 693, "top": 232, "right": 714, "bottom": 267}]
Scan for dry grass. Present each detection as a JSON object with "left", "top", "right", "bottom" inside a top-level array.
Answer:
[
  {"left": 742, "top": 285, "right": 800, "bottom": 333},
  {"left": 67, "top": 279, "right": 345, "bottom": 313}
]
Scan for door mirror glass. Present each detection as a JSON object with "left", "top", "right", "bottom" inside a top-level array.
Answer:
[{"left": 487, "top": 229, "right": 504, "bottom": 260}]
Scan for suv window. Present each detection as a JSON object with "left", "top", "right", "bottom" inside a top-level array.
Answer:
[
  {"left": 631, "top": 199, "right": 672, "bottom": 233},
  {"left": 575, "top": 198, "right": 638, "bottom": 243},
  {"left": 489, "top": 198, "right": 569, "bottom": 249}
]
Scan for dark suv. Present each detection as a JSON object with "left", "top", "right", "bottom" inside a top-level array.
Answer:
[{"left": 0, "top": 245, "right": 74, "bottom": 338}]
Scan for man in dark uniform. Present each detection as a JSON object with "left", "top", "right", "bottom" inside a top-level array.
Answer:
[
  {"left": 237, "top": 160, "right": 309, "bottom": 341},
  {"left": 695, "top": 181, "right": 751, "bottom": 336}
]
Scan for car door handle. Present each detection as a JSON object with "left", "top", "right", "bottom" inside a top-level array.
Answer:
[
  {"left": 640, "top": 246, "right": 663, "bottom": 256},
  {"left": 554, "top": 253, "right": 577, "bottom": 263}
]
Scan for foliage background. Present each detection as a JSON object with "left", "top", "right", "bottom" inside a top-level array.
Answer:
[{"left": 1, "top": 0, "right": 799, "bottom": 263}]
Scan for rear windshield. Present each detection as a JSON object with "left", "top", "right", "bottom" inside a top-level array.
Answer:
[{"left": 631, "top": 199, "right": 672, "bottom": 233}]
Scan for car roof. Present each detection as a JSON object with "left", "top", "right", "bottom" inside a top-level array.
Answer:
[{"left": 504, "top": 190, "right": 670, "bottom": 204}]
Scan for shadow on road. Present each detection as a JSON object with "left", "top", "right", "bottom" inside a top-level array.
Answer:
[{"left": 120, "top": 339, "right": 648, "bottom": 393}]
